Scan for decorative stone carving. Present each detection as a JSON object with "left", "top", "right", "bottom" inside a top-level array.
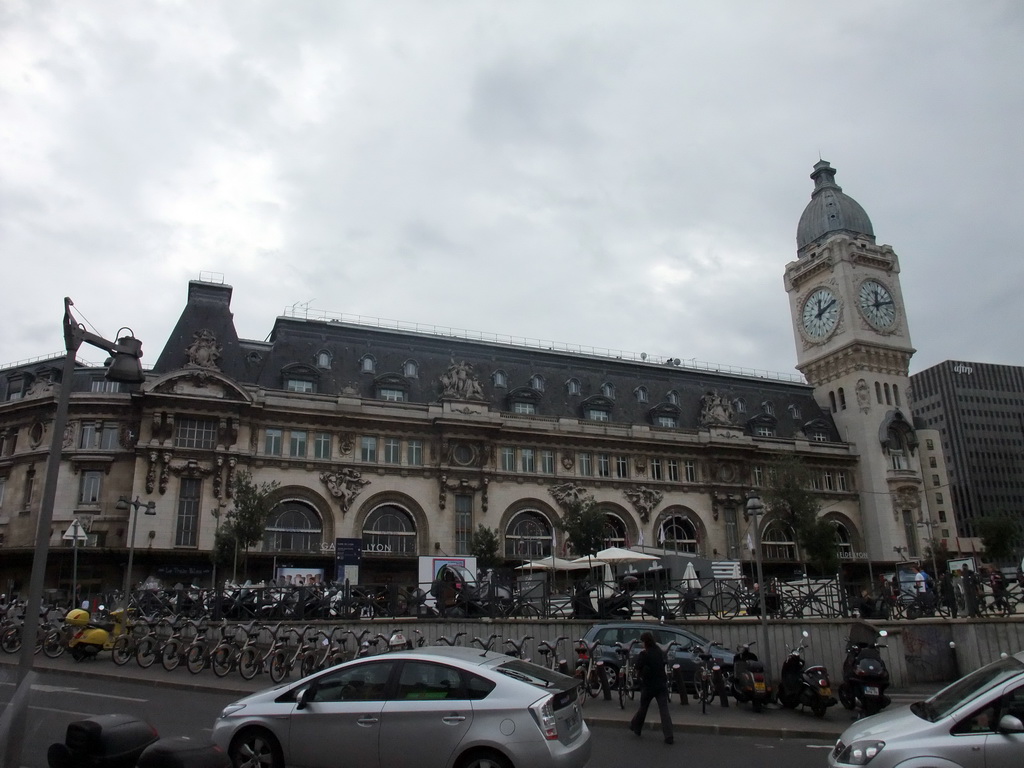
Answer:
[
  {"left": 339, "top": 434, "right": 354, "bottom": 456},
  {"left": 63, "top": 423, "right": 76, "bottom": 450},
  {"left": 159, "top": 452, "right": 172, "bottom": 494},
  {"left": 225, "top": 457, "right": 237, "bottom": 498},
  {"left": 438, "top": 474, "right": 490, "bottom": 513},
  {"left": 699, "top": 390, "right": 734, "bottom": 426},
  {"left": 856, "top": 378, "right": 871, "bottom": 413},
  {"left": 146, "top": 451, "right": 159, "bottom": 493},
  {"left": 549, "top": 482, "right": 591, "bottom": 509},
  {"left": 320, "top": 468, "right": 370, "bottom": 514},
  {"left": 168, "top": 458, "right": 214, "bottom": 479},
  {"left": 561, "top": 453, "right": 574, "bottom": 471},
  {"left": 890, "top": 486, "right": 922, "bottom": 521},
  {"left": 185, "top": 329, "right": 222, "bottom": 370},
  {"left": 213, "top": 456, "right": 224, "bottom": 499},
  {"left": 623, "top": 486, "right": 663, "bottom": 523},
  {"left": 439, "top": 360, "right": 485, "bottom": 400}
]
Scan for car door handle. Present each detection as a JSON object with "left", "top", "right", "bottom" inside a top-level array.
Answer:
[
  {"left": 357, "top": 716, "right": 379, "bottom": 726},
  {"left": 442, "top": 714, "right": 467, "bottom": 724}
]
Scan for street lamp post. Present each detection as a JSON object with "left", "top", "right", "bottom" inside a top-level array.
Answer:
[
  {"left": 116, "top": 496, "right": 157, "bottom": 596},
  {"left": 745, "top": 490, "right": 773, "bottom": 679},
  {"left": 918, "top": 516, "right": 940, "bottom": 579},
  {"left": 0, "top": 298, "right": 144, "bottom": 768}
]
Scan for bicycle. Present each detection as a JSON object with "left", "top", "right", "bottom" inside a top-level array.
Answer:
[
  {"left": 691, "top": 640, "right": 724, "bottom": 714},
  {"left": 573, "top": 638, "right": 609, "bottom": 705},
  {"left": 160, "top": 617, "right": 205, "bottom": 672},
  {"left": 613, "top": 640, "right": 638, "bottom": 710},
  {"left": 470, "top": 633, "right": 501, "bottom": 653},
  {"left": 435, "top": 631, "right": 466, "bottom": 647},
  {"left": 536, "top": 636, "right": 570, "bottom": 675},
  {"left": 503, "top": 635, "right": 533, "bottom": 661},
  {"left": 655, "top": 640, "right": 685, "bottom": 704},
  {"left": 268, "top": 625, "right": 318, "bottom": 681},
  {"left": 235, "top": 622, "right": 286, "bottom": 681}
]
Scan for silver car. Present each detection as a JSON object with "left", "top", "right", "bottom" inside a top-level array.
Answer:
[
  {"left": 828, "top": 650, "right": 1024, "bottom": 768},
  {"left": 212, "top": 645, "right": 591, "bottom": 768}
]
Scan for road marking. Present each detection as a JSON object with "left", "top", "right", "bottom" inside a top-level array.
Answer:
[
  {"left": 0, "top": 682, "right": 148, "bottom": 703},
  {"left": 806, "top": 744, "right": 834, "bottom": 748},
  {"left": 29, "top": 705, "right": 95, "bottom": 717}
]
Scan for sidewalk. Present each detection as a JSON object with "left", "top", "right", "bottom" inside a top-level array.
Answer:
[{"left": 1, "top": 653, "right": 937, "bottom": 741}]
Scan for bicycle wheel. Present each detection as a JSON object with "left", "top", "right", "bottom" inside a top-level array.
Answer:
[
  {"left": 135, "top": 637, "right": 157, "bottom": 668},
  {"left": 161, "top": 638, "right": 181, "bottom": 671},
  {"left": 185, "top": 644, "right": 206, "bottom": 674},
  {"left": 211, "top": 644, "right": 234, "bottom": 677},
  {"left": 711, "top": 594, "right": 739, "bottom": 620},
  {"left": 586, "top": 666, "right": 603, "bottom": 698},
  {"left": 514, "top": 603, "right": 541, "bottom": 619},
  {"left": 238, "top": 647, "right": 260, "bottom": 680},
  {"left": 269, "top": 650, "right": 289, "bottom": 683},
  {"left": 43, "top": 629, "right": 65, "bottom": 658},
  {"left": 301, "top": 653, "right": 317, "bottom": 678},
  {"left": 111, "top": 635, "right": 133, "bottom": 666}
]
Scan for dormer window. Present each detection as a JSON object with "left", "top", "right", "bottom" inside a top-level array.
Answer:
[
  {"left": 587, "top": 408, "right": 610, "bottom": 422},
  {"left": 601, "top": 382, "right": 615, "bottom": 399},
  {"left": 403, "top": 360, "right": 419, "bottom": 378},
  {"left": 530, "top": 374, "right": 545, "bottom": 392},
  {"left": 761, "top": 400, "right": 775, "bottom": 416},
  {"left": 282, "top": 363, "right": 320, "bottom": 394},
  {"left": 316, "top": 350, "right": 332, "bottom": 369},
  {"left": 788, "top": 404, "right": 802, "bottom": 420},
  {"left": 667, "top": 390, "right": 679, "bottom": 406},
  {"left": 582, "top": 394, "right": 614, "bottom": 423},
  {"left": 285, "top": 378, "right": 315, "bottom": 393},
  {"left": 566, "top": 378, "right": 581, "bottom": 396},
  {"left": 374, "top": 373, "right": 409, "bottom": 402},
  {"left": 634, "top": 386, "right": 648, "bottom": 404},
  {"left": 378, "top": 387, "right": 406, "bottom": 402},
  {"left": 360, "top": 355, "right": 376, "bottom": 374},
  {"left": 732, "top": 398, "right": 746, "bottom": 414},
  {"left": 492, "top": 370, "right": 507, "bottom": 388}
]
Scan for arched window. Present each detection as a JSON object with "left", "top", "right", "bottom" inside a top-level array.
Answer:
[
  {"left": 602, "top": 514, "right": 627, "bottom": 548},
  {"left": 829, "top": 391, "right": 837, "bottom": 413},
  {"left": 838, "top": 388, "right": 846, "bottom": 410},
  {"left": 875, "top": 381, "right": 883, "bottom": 404},
  {"left": 833, "top": 521, "right": 854, "bottom": 561},
  {"left": 893, "top": 384, "right": 901, "bottom": 407},
  {"left": 566, "top": 378, "right": 581, "bottom": 396},
  {"left": 264, "top": 503, "right": 323, "bottom": 553},
  {"left": 316, "top": 350, "right": 332, "bottom": 369},
  {"left": 403, "top": 360, "right": 418, "bottom": 378},
  {"left": 888, "top": 429, "right": 908, "bottom": 470},
  {"left": 634, "top": 386, "right": 648, "bottom": 404},
  {"left": 761, "top": 521, "right": 797, "bottom": 560},
  {"left": 601, "top": 382, "right": 616, "bottom": 399},
  {"left": 530, "top": 374, "right": 545, "bottom": 392},
  {"left": 884, "top": 383, "right": 892, "bottom": 405},
  {"left": 667, "top": 390, "right": 680, "bottom": 406},
  {"left": 762, "top": 400, "right": 775, "bottom": 416},
  {"left": 659, "top": 515, "right": 699, "bottom": 554},
  {"left": 504, "top": 511, "right": 552, "bottom": 559},
  {"left": 362, "top": 505, "right": 417, "bottom": 555},
  {"left": 360, "top": 354, "right": 376, "bottom": 374},
  {"left": 492, "top": 370, "right": 507, "bottom": 388}
]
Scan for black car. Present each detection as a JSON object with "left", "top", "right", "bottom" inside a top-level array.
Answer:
[{"left": 580, "top": 622, "right": 734, "bottom": 689}]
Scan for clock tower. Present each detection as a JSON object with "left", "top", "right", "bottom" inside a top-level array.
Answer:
[{"left": 784, "top": 161, "right": 923, "bottom": 569}]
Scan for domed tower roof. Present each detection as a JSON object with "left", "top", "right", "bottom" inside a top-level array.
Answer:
[{"left": 796, "top": 160, "right": 874, "bottom": 249}]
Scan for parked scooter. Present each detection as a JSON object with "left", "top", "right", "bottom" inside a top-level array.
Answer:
[
  {"left": 776, "top": 630, "right": 836, "bottom": 718},
  {"left": 838, "top": 627, "right": 890, "bottom": 716},
  {"left": 729, "top": 641, "right": 772, "bottom": 712},
  {"left": 570, "top": 578, "right": 634, "bottom": 620},
  {"left": 64, "top": 606, "right": 129, "bottom": 661}
]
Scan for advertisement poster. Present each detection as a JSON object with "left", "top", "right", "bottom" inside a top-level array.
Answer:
[{"left": 275, "top": 567, "right": 325, "bottom": 587}]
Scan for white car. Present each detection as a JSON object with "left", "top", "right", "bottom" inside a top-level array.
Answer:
[
  {"left": 828, "top": 650, "right": 1024, "bottom": 768},
  {"left": 212, "top": 645, "right": 591, "bottom": 768}
]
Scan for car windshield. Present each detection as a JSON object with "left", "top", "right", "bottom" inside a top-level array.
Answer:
[
  {"left": 913, "top": 656, "right": 1024, "bottom": 722},
  {"left": 496, "top": 659, "right": 574, "bottom": 691}
]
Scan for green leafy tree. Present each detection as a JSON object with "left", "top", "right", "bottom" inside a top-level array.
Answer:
[
  {"left": 974, "top": 515, "right": 1022, "bottom": 564},
  {"left": 556, "top": 498, "right": 605, "bottom": 558},
  {"left": 469, "top": 525, "right": 501, "bottom": 572},
  {"left": 220, "top": 470, "right": 280, "bottom": 580},
  {"left": 761, "top": 457, "right": 839, "bottom": 576}
]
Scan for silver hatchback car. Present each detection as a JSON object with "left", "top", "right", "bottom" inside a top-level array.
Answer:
[
  {"left": 829, "top": 650, "right": 1024, "bottom": 768},
  {"left": 212, "top": 645, "right": 591, "bottom": 768}
]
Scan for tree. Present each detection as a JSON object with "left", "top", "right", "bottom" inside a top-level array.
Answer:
[
  {"left": 556, "top": 498, "right": 605, "bottom": 558},
  {"left": 974, "top": 515, "right": 1022, "bottom": 564},
  {"left": 219, "top": 470, "right": 280, "bottom": 581},
  {"left": 469, "top": 525, "right": 501, "bottom": 572},
  {"left": 761, "top": 457, "right": 839, "bottom": 576}
]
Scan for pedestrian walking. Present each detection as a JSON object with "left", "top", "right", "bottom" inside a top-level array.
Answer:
[
  {"left": 629, "top": 631, "right": 674, "bottom": 744},
  {"left": 938, "top": 570, "right": 957, "bottom": 618},
  {"left": 961, "top": 565, "right": 981, "bottom": 618}
]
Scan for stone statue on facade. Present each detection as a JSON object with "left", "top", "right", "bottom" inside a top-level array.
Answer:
[
  {"left": 699, "top": 390, "right": 733, "bottom": 426},
  {"left": 623, "top": 485, "right": 663, "bottom": 523},
  {"left": 439, "top": 359, "right": 485, "bottom": 400},
  {"left": 320, "top": 468, "right": 371, "bottom": 514},
  {"left": 549, "top": 482, "right": 591, "bottom": 509},
  {"left": 185, "top": 329, "right": 222, "bottom": 370}
]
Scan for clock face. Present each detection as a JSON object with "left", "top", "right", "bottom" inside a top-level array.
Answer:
[
  {"left": 858, "top": 279, "right": 897, "bottom": 329},
  {"left": 801, "top": 287, "right": 840, "bottom": 339}
]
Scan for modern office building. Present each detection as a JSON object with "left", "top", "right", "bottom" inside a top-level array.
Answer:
[
  {"left": 910, "top": 361, "right": 1024, "bottom": 542},
  {"left": 0, "top": 162, "right": 932, "bottom": 595}
]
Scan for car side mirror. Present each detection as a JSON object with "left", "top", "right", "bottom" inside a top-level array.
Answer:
[
  {"left": 997, "top": 714, "right": 1024, "bottom": 733},
  {"left": 296, "top": 687, "right": 311, "bottom": 710}
]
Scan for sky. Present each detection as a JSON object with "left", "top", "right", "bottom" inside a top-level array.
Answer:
[{"left": 3, "top": 1, "right": 1022, "bottom": 382}]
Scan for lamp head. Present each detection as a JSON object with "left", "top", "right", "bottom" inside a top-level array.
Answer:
[
  {"left": 115, "top": 497, "right": 130, "bottom": 511},
  {"left": 105, "top": 332, "right": 145, "bottom": 383}
]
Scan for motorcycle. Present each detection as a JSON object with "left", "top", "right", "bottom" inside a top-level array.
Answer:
[
  {"left": 776, "top": 630, "right": 836, "bottom": 718},
  {"left": 64, "top": 606, "right": 129, "bottom": 661},
  {"left": 729, "top": 641, "right": 772, "bottom": 713},
  {"left": 838, "top": 627, "right": 891, "bottom": 716},
  {"left": 570, "top": 577, "right": 634, "bottom": 620}
]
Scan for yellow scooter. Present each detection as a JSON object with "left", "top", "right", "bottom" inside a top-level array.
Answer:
[{"left": 65, "top": 606, "right": 130, "bottom": 661}]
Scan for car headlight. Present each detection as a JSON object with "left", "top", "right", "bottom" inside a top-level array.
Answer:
[
  {"left": 220, "top": 704, "right": 247, "bottom": 718},
  {"left": 835, "top": 740, "right": 885, "bottom": 765}
]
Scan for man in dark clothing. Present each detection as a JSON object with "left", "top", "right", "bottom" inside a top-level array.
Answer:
[{"left": 629, "top": 631, "right": 674, "bottom": 744}]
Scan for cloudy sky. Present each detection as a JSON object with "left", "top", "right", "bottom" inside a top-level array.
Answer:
[{"left": 3, "top": 1, "right": 1022, "bottom": 381}]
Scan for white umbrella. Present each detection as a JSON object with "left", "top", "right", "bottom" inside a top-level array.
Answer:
[
  {"left": 582, "top": 546, "right": 661, "bottom": 564},
  {"left": 682, "top": 560, "right": 700, "bottom": 589},
  {"left": 515, "top": 557, "right": 590, "bottom": 571}
]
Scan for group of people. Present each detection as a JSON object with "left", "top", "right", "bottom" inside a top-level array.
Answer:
[{"left": 859, "top": 563, "right": 1019, "bottom": 619}]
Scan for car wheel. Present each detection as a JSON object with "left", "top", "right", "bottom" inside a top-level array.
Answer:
[
  {"left": 457, "top": 748, "right": 512, "bottom": 768},
  {"left": 230, "top": 727, "right": 284, "bottom": 768}
]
